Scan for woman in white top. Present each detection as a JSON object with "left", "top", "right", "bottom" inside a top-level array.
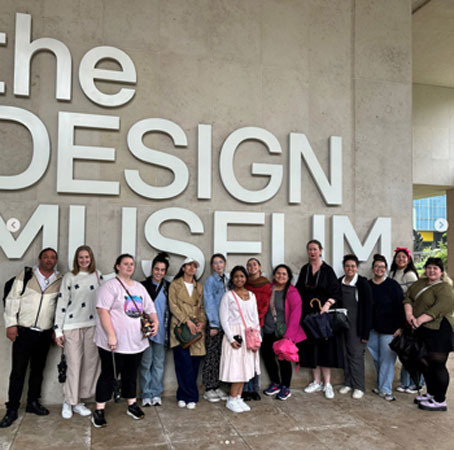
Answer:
[
  {"left": 55, "top": 245, "right": 102, "bottom": 420},
  {"left": 390, "top": 247, "right": 419, "bottom": 294},
  {"left": 219, "top": 265, "right": 261, "bottom": 413},
  {"left": 389, "top": 247, "right": 421, "bottom": 393}
]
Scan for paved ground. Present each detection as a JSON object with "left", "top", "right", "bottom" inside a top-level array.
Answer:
[{"left": 0, "top": 381, "right": 452, "bottom": 450}]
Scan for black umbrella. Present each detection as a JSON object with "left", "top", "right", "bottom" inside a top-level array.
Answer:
[
  {"left": 389, "top": 327, "right": 428, "bottom": 390},
  {"left": 112, "top": 351, "right": 121, "bottom": 403},
  {"left": 302, "top": 298, "right": 333, "bottom": 339},
  {"left": 57, "top": 350, "right": 67, "bottom": 383}
]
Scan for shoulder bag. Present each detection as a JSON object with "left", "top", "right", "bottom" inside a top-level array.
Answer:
[
  {"left": 232, "top": 291, "right": 261, "bottom": 352},
  {"left": 116, "top": 277, "right": 153, "bottom": 338}
]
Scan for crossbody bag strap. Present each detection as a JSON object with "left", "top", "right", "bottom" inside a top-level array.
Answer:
[
  {"left": 116, "top": 276, "right": 143, "bottom": 317},
  {"left": 270, "top": 287, "right": 278, "bottom": 323},
  {"left": 414, "top": 281, "right": 443, "bottom": 302},
  {"left": 231, "top": 290, "right": 248, "bottom": 329}
]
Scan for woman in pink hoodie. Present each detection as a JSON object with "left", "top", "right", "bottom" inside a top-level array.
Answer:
[{"left": 261, "top": 264, "right": 306, "bottom": 400}]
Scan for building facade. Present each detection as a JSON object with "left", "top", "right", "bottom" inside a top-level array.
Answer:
[{"left": 0, "top": 0, "right": 413, "bottom": 402}]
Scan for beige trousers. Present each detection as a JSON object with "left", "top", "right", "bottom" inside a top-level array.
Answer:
[{"left": 63, "top": 326, "right": 100, "bottom": 405}]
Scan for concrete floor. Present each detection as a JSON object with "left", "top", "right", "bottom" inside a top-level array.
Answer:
[{"left": 0, "top": 383, "right": 452, "bottom": 450}]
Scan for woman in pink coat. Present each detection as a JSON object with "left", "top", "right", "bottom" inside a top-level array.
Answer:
[{"left": 262, "top": 264, "right": 306, "bottom": 400}]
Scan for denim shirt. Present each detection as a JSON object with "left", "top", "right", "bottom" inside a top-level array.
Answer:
[
  {"left": 203, "top": 273, "right": 228, "bottom": 329},
  {"left": 150, "top": 281, "right": 167, "bottom": 345}
]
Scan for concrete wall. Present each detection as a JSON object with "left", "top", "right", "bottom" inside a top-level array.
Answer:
[
  {"left": 413, "top": 83, "right": 454, "bottom": 186},
  {"left": 0, "top": 0, "right": 412, "bottom": 404}
]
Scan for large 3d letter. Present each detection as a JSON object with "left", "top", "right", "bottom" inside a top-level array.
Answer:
[
  {"left": 0, "top": 106, "right": 50, "bottom": 190},
  {"left": 143, "top": 208, "right": 204, "bottom": 278},
  {"left": 0, "top": 204, "right": 59, "bottom": 258},
  {"left": 219, "top": 127, "right": 282, "bottom": 203},
  {"left": 213, "top": 211, "right": 265, "bottom": 257},
  {"left": 289, "top": 135, "right": 342, "bottom": 205},
  {"left": 125, "top": 119, "right": 189, "bottom": 199},
  {"left": 57, "top": 112, "right": 120, "bottom": 195},
  {"left": 14, "top": 13, "right": 72, "bottom": 100},
  {"left": 332, "top": 216, "right": 391, "bottom": 275},
  {"left": 79, "top": 46, "right": 136, "bottom": 107}
]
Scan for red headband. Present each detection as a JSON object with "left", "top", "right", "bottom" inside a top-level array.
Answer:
[{"left": 394, "top": 247, "right": 411, "bottom": 257}]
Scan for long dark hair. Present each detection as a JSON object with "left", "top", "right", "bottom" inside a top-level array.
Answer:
[
  {"left": 173, "top": 261, "right": 198, "bottom": 282},
  {"left": 228, "top": 265, "right": 248, "bottom": 290},
  {"left": 273, "top": 264, "right": 293, "bottom": 300},
  {"left": 390, "top": 249, "right": 419, "bottom": 279}
]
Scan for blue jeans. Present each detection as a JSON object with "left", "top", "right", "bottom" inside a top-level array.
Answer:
[
  {"left": 400, "top": 367, "right": 425, "bottom": 388},
  {"left": 139, "top": 342, "right": 166, "bottom": 399},
  {"left": 367, "top": 330, "right": 397, "bottom": 395}
]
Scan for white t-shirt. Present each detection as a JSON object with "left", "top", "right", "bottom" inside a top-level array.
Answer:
[
  {"left": 184, "top": 281, "right": 194, "bottom": 297},
  {"left": 94, "top": 278, "right": 156, "bottom": 354}
]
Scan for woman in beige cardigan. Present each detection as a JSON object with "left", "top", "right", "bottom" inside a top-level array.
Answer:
[{"left": 169, "top": 257, "right": 206, "bottom": 410}]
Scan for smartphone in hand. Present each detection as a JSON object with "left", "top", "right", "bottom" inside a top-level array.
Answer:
[{"left": 233, "top": 335, "right": 243, "bottom": 345}]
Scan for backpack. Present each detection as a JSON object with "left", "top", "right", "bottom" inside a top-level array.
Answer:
[{"left": 3, "top": 266, "right": 34, "bottom": 307}]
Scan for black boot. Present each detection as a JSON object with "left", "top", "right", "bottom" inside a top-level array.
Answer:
[
  {"left": 0, "top": 409, "right": 18, "bottom": 428},
  {"left": 26, "top": 400, "right": 49, "bottom": 416}
]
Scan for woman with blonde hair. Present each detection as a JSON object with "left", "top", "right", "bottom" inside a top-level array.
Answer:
[{"left": 54, "top": 245, "right": 102, "bottom": 419}]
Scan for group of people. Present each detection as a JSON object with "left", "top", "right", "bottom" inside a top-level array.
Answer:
[{"left": 1, "top": 240, "right": 453, "bottom": 429}]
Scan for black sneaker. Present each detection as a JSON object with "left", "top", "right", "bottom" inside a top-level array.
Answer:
[
  {"left": 0, "top": 409, "right": 18, "bottom": 428},
  {"left": 91, "top": 409, "right": 107, "bottom": 428},
  {"left": 127, "top": 402, "right": 144, "bottom": 420}
]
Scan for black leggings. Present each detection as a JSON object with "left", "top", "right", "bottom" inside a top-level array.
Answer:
[
  {"left": 423, "top": 351, "right": 449, "bottom": 402},
  {"left": 261, "top": 333, "right": 293, "bottom": 388},
  {"left": 95, "top": 348, "right": 143, "bottom": 403}
]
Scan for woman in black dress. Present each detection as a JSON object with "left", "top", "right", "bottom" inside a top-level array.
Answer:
[{"left": 296, "top": 240, "right": 343, "bottom": 399}]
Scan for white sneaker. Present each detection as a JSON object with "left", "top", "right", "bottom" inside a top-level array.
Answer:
[
  {"left": 61, "top": 402, "right": 73, "bottom": 419},
  {"left": 304, "top": 381, "right": 323, "bottom": 393},
  {"left": 152, "top": 397, "right": 162, "bottom": 406},
  {"left": 142, "top": 398, "right": 152, "bottom": 407},
  {"left": 73, "top": 403, "right": 91, "bottom": 417},
  {"left": 186, "top": 402, "right": 196, "bottom": 410},
  {"left": 203, "top": 389, "right": 221, "bottom": 403},
  {"left": 177, "top": 400, "right": 186, "bottom": 408},
  {"left": 237, "top": 397, "right": 251, "bottom": 412},
  {"left": 324, "top": 383, "right": 335, "bottom": 399},
  {"left": 352, "top": 389, "right": 364, "bottom": 399},
  {"left": 214, "top": 388, "right": 228, "bottom": 401},
  {"left": 226, "top": 398, "right": 243, "bottom": 413},
  {"left": 339, "top": 386, "right": 352, "bottom": 395}
]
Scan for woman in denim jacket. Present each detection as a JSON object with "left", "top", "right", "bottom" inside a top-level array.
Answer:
[{"left": 202, "top": 254, "right": 229, "bottom": 403}]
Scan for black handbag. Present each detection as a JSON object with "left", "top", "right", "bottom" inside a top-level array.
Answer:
[{"left": 328, "top": 308, "right": 350, "bottom": 333}]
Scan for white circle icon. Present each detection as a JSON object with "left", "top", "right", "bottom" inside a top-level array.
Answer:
[
  {"left": 6, "top": 218, "right": 21, "bottom": 233},
  {"left": 434, "top": 218, "right": 448, "bottom": 233}
]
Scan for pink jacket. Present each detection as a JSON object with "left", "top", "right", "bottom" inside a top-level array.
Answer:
[{"left": 276, "top": 284, "right": 306, "bottom": 343}]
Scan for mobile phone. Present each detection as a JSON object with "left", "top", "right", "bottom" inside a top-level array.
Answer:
[{"left": 233, "top": 335, "right": 243, "bottom": 345}]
